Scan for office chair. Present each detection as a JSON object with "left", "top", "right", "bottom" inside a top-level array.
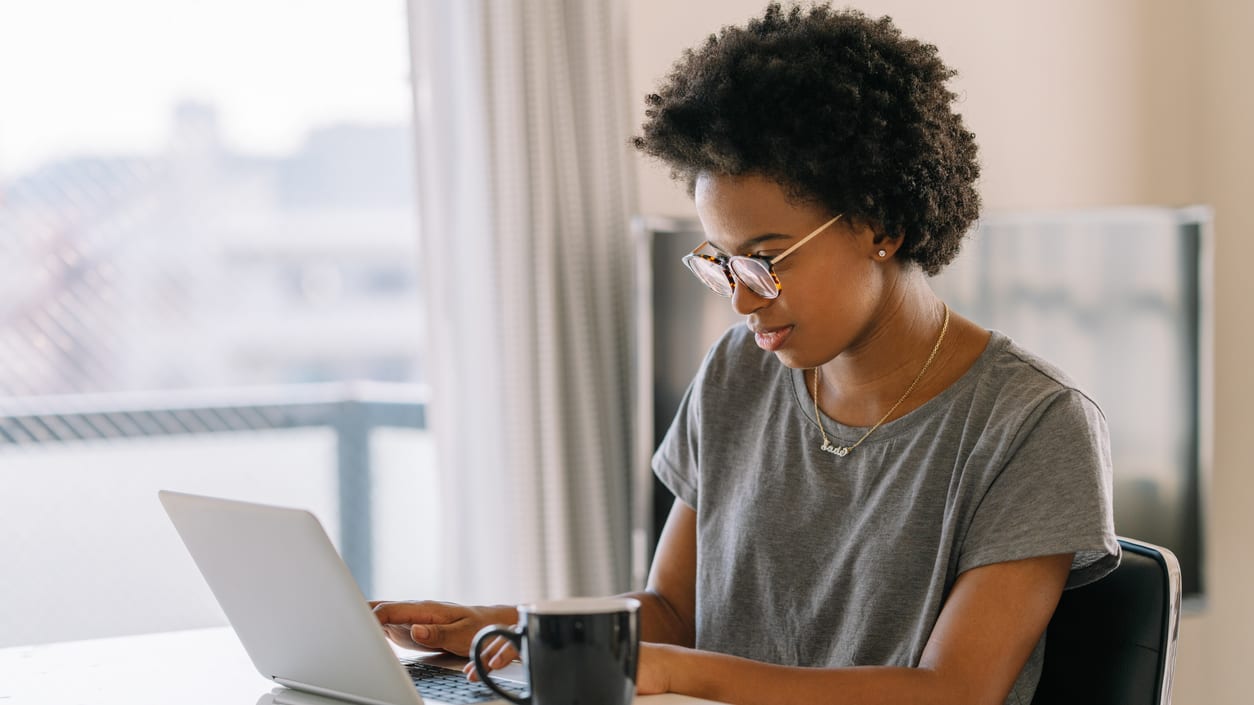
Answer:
[{"left": 1031, "top": 537, "right": 1182, "bottom": 705}]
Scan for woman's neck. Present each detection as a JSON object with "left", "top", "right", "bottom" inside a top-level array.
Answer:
[{"left": 813, "top": 278, "right": 957, "bottom": 427}]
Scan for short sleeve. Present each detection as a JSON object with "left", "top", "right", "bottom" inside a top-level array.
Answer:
[
  {"left": 959, "top": 390, "right": 1121, "bottom": 589},
  {"left": 652, "top": 375, "right": 701, "bottom": 510}
]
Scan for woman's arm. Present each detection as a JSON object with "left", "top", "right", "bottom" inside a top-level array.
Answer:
[
  {"left": 620, "top": 498, "right": 698, "bottom": 646},
  {"left": 640, "top": 552, "right": 1073, "bottom": 705}
]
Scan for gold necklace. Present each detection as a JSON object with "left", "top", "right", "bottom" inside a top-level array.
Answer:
[{"left": 812, "top": 303, "right": 950, "bottom": 457}]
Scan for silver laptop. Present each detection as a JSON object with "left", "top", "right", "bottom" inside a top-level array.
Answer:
[{"left": 158, "top": 490, "right": 527, "bottom": 705}]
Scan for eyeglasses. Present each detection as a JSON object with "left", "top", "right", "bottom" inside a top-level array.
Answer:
[{"left": 681, "top": 214, "right": 843, "bottom": 299}]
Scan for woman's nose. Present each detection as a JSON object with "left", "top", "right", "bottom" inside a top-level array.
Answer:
[{"left": 730, "top": 280, "right": 770, "bottom": 316}]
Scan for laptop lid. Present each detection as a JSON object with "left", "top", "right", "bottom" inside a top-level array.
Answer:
[{"left": 159, "top": 490, "right": 431, "bottom": 705}]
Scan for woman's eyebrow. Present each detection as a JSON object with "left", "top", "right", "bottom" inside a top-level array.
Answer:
[{"left": 708, "top": 232, "right": 792, "bottom": 255}]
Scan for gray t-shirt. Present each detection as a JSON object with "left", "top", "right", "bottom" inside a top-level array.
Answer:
[{"left": 653, "top": 325, "right": 1120, "bottom": 705}]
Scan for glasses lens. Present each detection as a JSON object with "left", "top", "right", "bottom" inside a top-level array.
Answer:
[
  {"left": 729, "top": 257, "right": 780, "bottom": 299},
  {"left": 684, "top": 256, "right": 734, "bottom": 296}
]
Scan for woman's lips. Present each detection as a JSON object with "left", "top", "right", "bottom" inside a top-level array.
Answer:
[{"left": 753, "top": 325, "right": 793, "bottom": 352}]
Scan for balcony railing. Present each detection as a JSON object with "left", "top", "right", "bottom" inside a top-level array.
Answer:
[{"left": 0, "top": 381, "right": 426, "bottom": 597}]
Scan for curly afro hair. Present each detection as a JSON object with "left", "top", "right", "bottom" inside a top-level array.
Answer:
[{"left": 633, "top": 3, "right": 981, "bottom": 276}]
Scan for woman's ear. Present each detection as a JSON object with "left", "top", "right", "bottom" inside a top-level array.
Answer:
[
  {"left": 847, "top": 217, "right": 902, "bottom": 260},
  {"left": 872, "top": 233, "right": 904, "bottom": 261}
]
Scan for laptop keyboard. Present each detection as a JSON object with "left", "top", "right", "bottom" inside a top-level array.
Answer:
[{"left": 402, "top": 660, "right": 528, "bottom": 704}]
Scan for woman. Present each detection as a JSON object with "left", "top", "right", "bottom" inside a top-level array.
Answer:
[{"left": 374, "top": 5, "right": 1118, "bottom": 704}]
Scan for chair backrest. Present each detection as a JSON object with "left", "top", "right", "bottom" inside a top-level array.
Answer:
[{"left": 1031, "top": 537, "right": 1182, "bottom": 705}]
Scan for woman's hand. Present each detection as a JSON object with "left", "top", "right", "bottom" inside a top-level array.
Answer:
[
  {"left": 370, "top": 600, "right": 518, "bottom": 657},
  {"left": 461, "top": 629, "right": 520, "bottom": 682}
]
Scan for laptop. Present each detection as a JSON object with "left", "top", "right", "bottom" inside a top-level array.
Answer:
[{"left": 158, "top": 490, "right": 528, "bottom": 705}]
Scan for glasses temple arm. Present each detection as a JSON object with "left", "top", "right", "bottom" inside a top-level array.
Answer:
[{"left": 770, "top": 214, "right": 843, "bottom": 264}]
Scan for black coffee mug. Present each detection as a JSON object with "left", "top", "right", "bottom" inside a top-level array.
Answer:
[{"left": 471, "top": 597, "right": 640, "bottom": 705}]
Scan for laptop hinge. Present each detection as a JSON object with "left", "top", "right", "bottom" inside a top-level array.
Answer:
[{"left": 273, "top": 677, "right": 411, "bottom": 705}]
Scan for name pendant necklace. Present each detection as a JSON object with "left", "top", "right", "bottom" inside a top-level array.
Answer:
[{"left": 812, "top": 303, "right": 950, "bottom": 457}]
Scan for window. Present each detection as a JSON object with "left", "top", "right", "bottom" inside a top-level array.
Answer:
[{"left": 0, "top": 0, "right": 439, "bottom": 647}]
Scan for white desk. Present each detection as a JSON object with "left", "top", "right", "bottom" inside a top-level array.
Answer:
[{"left": 0, "top": 628, "right": 721, "bottom": 705}]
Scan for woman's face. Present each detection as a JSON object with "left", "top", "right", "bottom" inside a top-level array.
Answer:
[{"left": 693, "top": 172, "right": 895, "bottom": 369}]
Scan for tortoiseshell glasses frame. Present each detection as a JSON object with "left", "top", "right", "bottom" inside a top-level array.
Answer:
[{"left": 681, "top": 214, "right": 843, "bottom": 299}]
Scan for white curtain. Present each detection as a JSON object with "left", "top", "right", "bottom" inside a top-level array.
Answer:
[{"left": 406, "top": 0, "right": 637, "bottom": 604}]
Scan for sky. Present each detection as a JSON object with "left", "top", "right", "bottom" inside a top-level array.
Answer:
[{"left": 0, "top": 0, "right": 414, "bottom": 179}]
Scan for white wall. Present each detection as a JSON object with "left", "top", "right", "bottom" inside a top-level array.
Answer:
[
  {"left": 1193, "top": 3, "right": 1254, "bottom": 704},
  {"left": 626, "top": 2, "right": 1254, "bottom": 704}
]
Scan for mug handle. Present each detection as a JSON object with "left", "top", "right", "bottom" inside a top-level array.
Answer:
[{"left": 471, "top": 624, "right": 528, "bottom": 705}]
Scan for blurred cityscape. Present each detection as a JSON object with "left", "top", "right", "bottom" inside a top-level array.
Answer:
[
  {"left": 0, "top": 101, "right": 424, "bottom": 398},
  {"left": 0, "top": 103, "right": 439, "bottom": 647}
]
